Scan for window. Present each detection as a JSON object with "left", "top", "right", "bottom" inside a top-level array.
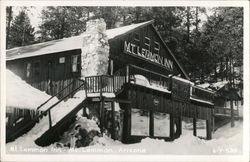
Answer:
[
  {"left": 71, "top": 55, "right": 79, "bottom": 72},
  {"left": 134, "top": 33, "right": 140, "bottom": 44},
  {"left": 144, "top": 37, "right": 151, "bottom": 51},
  {"left": 154, "top": 112, "right": 170, "bottom": 137},
  {"left": 154, "top": 41, "right": 160, "bottom": 54},
  {"left": 131, "top": 108, "right": 149, "bottom": 136},
  {"left": 34, "top": 62, "right": 40, "bottom": 76},
  {"left": 59, "top": 57, "right": 65, "bottom": 64},
  {"left": 26, "top": 63, "right": 31, "bottom": 78}
]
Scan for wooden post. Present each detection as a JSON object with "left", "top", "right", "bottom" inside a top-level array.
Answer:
[
  {"left": 206, "top": 119, "right": 212, "bottom": 140},
  {"left": 212, "top": 109, "right": 215, "bottom": 133},
  {"left": 170, "top": 114, "right": 175, "bottom": 140},
  {"left": 179, "top": 116, "right": 182, "bottom": 135},
  {"left": 122, "top": 107, "right": 128, "bottom": 143},
  {"left": 48, "top": 110, "right": 52, "bottom": 128},
  {"left": 193, "top": 117, "right": 197, "bottom": 136},
  {"left": 100, "top": 99, "right": 105, "bottom": 133},
  {"left": 111, "top": 101, "right": 115, "bottom": 139},
  {"left": 149, "top": 110, "right": 154, "bottom": 137},
  {"left": 230, "top": 99, "right": 235, "bottom": 127},
  {"left": 237, "top": 100, "right": 239, "bottom": 116}
]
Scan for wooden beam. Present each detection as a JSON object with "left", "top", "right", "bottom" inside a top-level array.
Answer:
[
  {"left": 193, "top": 117, "right": 197, "bottom": 136},
  {"left": 48, "top": 110, "right": 52, "bottom": 128},
  {"left": 103, "top": 98, "right": 131, "bottom": 104},
  {"left": 100, "top": 99, "right": 105, "bottom": 133},
  {"left": 179, "top": 116, "right": 182, "bottom": 135},
  {"left": 170, "top": 114, "right": 175, "bottom": 140},
  {"left": 206, "top": 119, "right": 212, "bottom": 140},
  {"left": 111, "top": 101, "right": 115, "bottom": 139},
  {"left": 149, "top": 110, "right": 154, "bottom": 137}
]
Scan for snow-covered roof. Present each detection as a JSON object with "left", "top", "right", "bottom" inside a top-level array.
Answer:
[
  {"left": 197, "top": 80, "right": 229, "bottom": 91},
  {"left": 6, "top": 69, "right": 58, "bottom": 110},
  {"left": 197, "top": 82, "right": 210, "bottom": 89},
  {"left": 6, "top": 21, "right": 153, "bottom": 61},
  {"left": 211, "top": 80, "right": 228, "bottom": 90}
]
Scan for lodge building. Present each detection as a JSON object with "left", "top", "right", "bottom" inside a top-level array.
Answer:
[{"left": 6, "top": 19, "right": 215, "bottom": 145}]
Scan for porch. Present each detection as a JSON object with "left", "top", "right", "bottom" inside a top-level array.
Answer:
[{"left": 83, "top": 64, "right": 215, "bottom": 143}]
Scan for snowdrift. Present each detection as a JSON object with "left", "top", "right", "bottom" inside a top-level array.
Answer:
[{"left": 6, "top": 69, "right": 58, "bottom": 110}]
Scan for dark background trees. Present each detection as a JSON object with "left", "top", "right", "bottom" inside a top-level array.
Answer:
[
  {"left": 6, "top": 8, "right": 35, "bottom": 49},
  {"left": 6, "top": 6, "right": 243, "bottom": 83}
]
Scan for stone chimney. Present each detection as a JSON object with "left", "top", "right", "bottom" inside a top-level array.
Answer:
[{"left": 81, "top": 18, "right": 110, "bottom": 78}]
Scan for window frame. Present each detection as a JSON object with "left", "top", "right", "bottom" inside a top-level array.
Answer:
[
  {"left": 71, "top": 55, "right": 80, "bottom": 73},
  {"left": 144, "top": 37, "right": 151, "bottom": 51},
  {"left": 154, "top": 41, "right": 160, "bottom": 55},
  {"left": 134, "top": 33, "right": 140, "bottom": 45},
  {"left": 26, "top": 62, "right": 32, "bottom": 78}
]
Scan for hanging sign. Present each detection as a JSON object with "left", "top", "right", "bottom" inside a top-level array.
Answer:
[
  {"left": 123, "top": 41, "right": 173, "bottom": 71},
  {"left": 153, "top": 98, "right": 160, "bottom": 106},
  {"left": 171, "top": 77, "right": 191, "bottom": 102}
]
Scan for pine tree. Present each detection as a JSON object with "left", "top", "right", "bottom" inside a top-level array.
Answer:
[
  {"left": 38, "top": 6, "right": 90, "bottom": 41},
  {"left": 6, "top": 6, "right": 13, "bottom": 49},
  {"left": 8, "top": 10, "right": 35, "bottom": 48}
]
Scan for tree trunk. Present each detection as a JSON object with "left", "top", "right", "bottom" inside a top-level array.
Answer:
[
  {"left": 6, "top": 6, "right": 13, "bottom": 49},
  {"left": 195, "top": 7, "right": 199, "bottom": 33},
  {"left": 186, "top": 7, "right": 191, "bottom": 42}
]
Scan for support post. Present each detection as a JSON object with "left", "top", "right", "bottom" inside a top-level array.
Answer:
[
  {"left": 237, "top": 100, "right": 239, "bottom": 116},
  {"left": 212, "top": 109, "right": 215, "bottom": 133},
  {"left": 206, "top": 119, "right": 212, "bottom": 140},
  {"left": 149, "top": 110, "right": 154, "bottom": 137},
  {"left": 179, "top": 116, "right": 182, "bottom": 135},
  {"left": 111, "top": 101, "right": 115, "bottom": 139},
  {"left": 230, "top": 99, "right": 235, "bottom": 127},
  {"left": 170, "top": 114, "right": 175, "bottom": 140},
  {"left": 193, "top": 117, "right": 197, "bottom": 136},
  {"left": 100, "top": 99, "right": 105, "bottom": 133},
  {"left": 48, "top": 110, "right": 52, "bottom": 128}
]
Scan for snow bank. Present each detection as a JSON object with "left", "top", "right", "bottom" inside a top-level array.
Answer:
[
  {"left": 197, "top": 81, "right": 229, "bottom": 91},
  {"left": 6, "top": 69, "right": 58, "bottom": 110},
  {"left": 6, "top": 90, "right": 87, "bottom": 149},
  {"left": 6, "top": 117, "right": 242, "bottom": 155}
]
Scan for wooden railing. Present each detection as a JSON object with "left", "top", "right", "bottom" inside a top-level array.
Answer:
[
  {"left": 85, "top": 64, "right": 171, "bottom": 95},
  {"left": 34, "top": 79, "right": 86, "bottom": 128},
  {"left": 214, "top": 106, "right": 239, "bottom": 116},
  {"left": 128, "top": 64, "right": 171, "bottom": 90}
]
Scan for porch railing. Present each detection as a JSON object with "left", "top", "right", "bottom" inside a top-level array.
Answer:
[
  {"left": 85, "top": 64, "right": 171, "bottom": 95},
  {"left": 214, "top": 106, "right": 239, "bottom": 117}
]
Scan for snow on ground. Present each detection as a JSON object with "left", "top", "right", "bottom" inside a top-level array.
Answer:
[
  {"left": 7, "top": 107, "right": 242, "bottom": 155},
  {"left": 6, "top": 69, "right": 58, "bottom": 110}
]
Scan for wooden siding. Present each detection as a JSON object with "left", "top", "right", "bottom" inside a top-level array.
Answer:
[
  {"left": 6, "top": 49, "right": 82, "bottom": 98},
  {"left": 124, "top": 83, "right": 213, "bottom": 121},
  {"left": 109, "top": 25, "right": 186, "bottom": 79}
]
